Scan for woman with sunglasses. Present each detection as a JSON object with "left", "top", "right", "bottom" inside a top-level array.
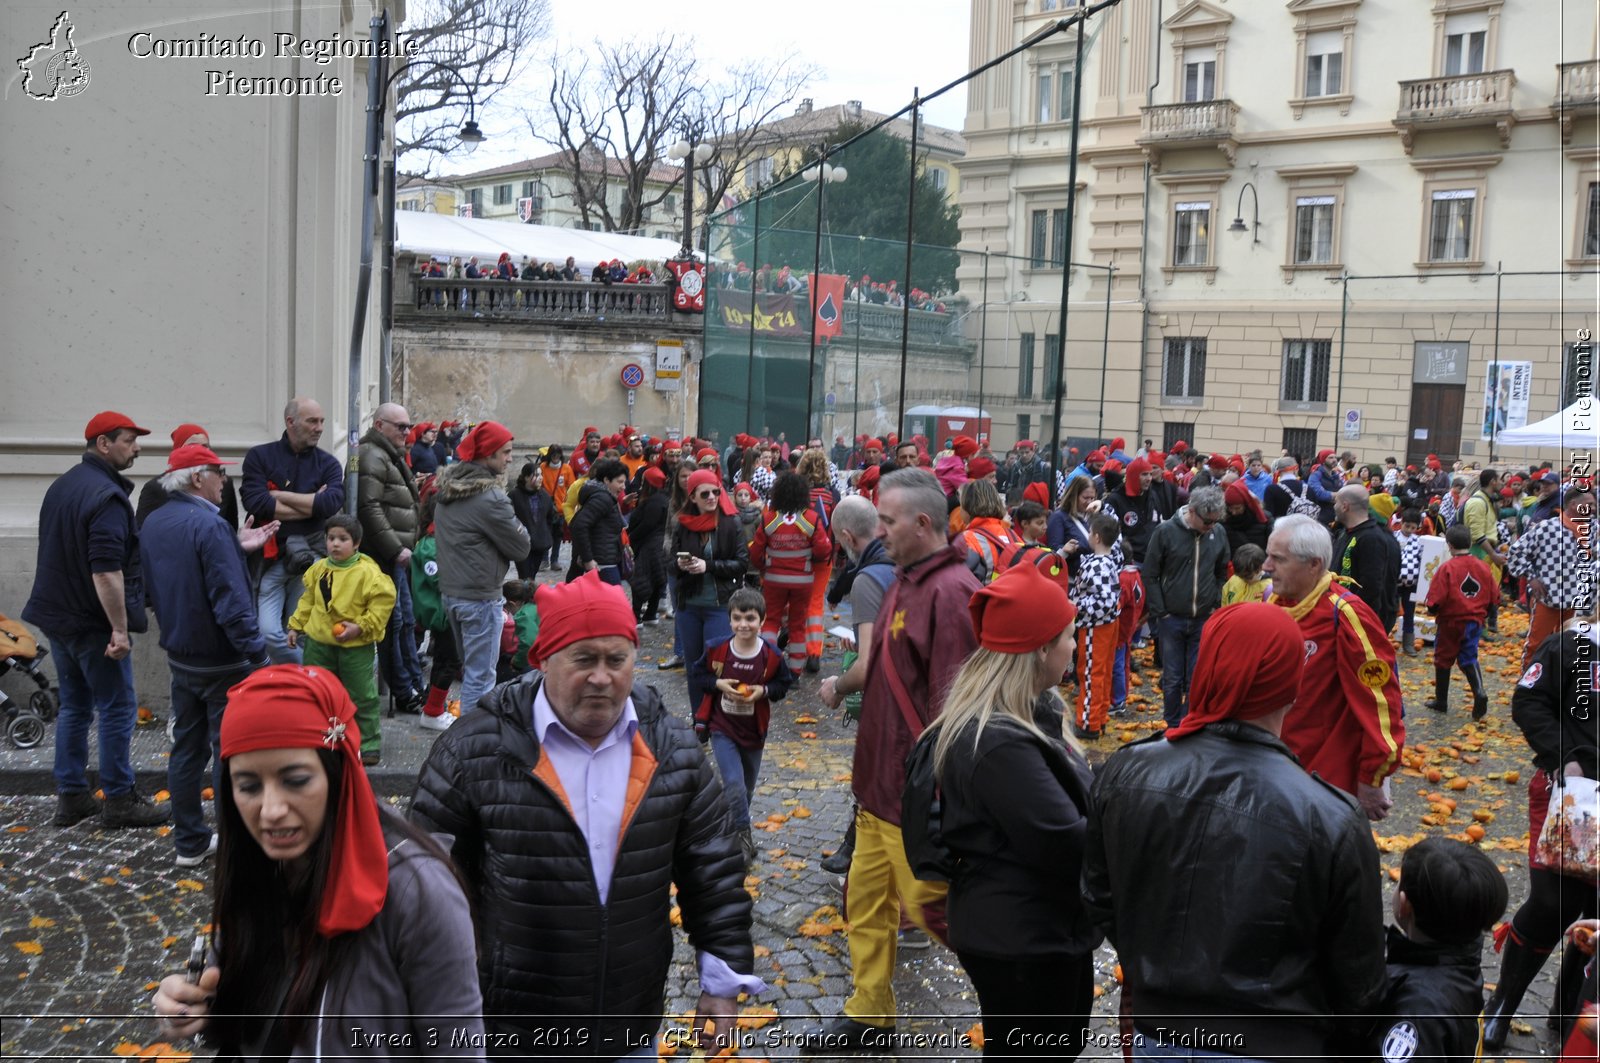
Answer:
[
  {"left": 670, "top": 470, "right": 750, "bottom": 713},
  {"left": 151, "top": 665, "right": 481, "bottom": 1057}
]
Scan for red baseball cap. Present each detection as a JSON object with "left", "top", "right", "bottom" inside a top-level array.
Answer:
[
  {"left": 84, "top": 411, "right": 151, "bottom": 441},
  {"left": 166, "top": 444, "right": 234, "bottom": 473}
]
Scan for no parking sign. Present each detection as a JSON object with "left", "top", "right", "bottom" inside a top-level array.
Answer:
[{"left": 620, "top": 363, "right": 644, "bottom": 388}]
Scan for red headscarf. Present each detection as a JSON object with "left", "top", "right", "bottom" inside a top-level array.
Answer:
[
  {"left": 169, "top": 422, "right": 208, "bottom": 450},
  {"left": 969, "top": 558, "right": 1076, "bottom": 653},
  {"left": 967, "top": 456, "right": 997, "bottom": 480},
  {"left": 856, "top": 464, "right": 881, "bottom": 503},
  {"left": 456, "top": 421, "right": 513, "bottom": 462},
  {"left": 951, "top": 436, "right": 979, "bottom": 459},
  {"left": 221, "top": 666, "right": 388, "bottom": 937},
  {"left": 679, "top": 469, "right": 724, "bottom": 531},
  {"left": 1124, "top": 456, "right": 1150, "bottom": 497},
  {"left": 1224, "top": 479, "right": 1267, "bottom": 524},
  {"left": 1165, "top": 602, "right": 1304, "bottom": 740},
  {"left": 1023, "top": 481, "right": 1052, "bottom": 508}
]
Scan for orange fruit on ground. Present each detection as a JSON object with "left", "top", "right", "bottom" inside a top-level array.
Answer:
[
  {"left": 1448, "top": 777, "right": 1470, "bottom": 791},
  {"left": 1425, "top": 768, "right": 1443, "bottom": 783},
  {"left": 1503, "top": 771, "right": 1520, "bottom": 784},
  {"left": 1465, "top": 824, "right": 1487, "bottom": 841},
  {"left": 1472, "top": 809, "right": 1494, "bottom": 823}
]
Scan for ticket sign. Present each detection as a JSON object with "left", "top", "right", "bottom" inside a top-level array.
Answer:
[{"left": 655, "top": 341, "right": 682, "bottom": 393}]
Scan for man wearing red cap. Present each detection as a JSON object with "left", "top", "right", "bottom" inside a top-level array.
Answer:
[
  {"left": 240, "top": 397, "right": 345, "bottom": 665},
  {"left": 24, "top": 411, "right": 168, "bottom": 828},
  {"left": 571, "top": 427, "right": 602, "bottom": 478},
  {"left": 433, "top": 421, "right": 529, "bottom": 716},
  {"left": 1010, "top": 440, "right": 1050, "bottom": 506},
  {"left": 1308, "top": 448, "right": 1343, "bottom": 525},
  {"left": 135, "top": 423, "right": 240, "bottom": 532},
  {"left": 140, "top": 445, "right": 278, "bottom": 865},
  {"left": 413, "top": 572, "right": 762, "bottom": 1054},
  {"left": 1084, "top": 602, "right": 1386, "bottom": 1059}
]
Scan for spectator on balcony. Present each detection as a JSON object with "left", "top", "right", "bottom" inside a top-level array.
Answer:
[
  {"left": 559, "top": 255, "right": 579, "bottom": 281},
  {"left": 520, "top": 257, "right": 539, "bottom": 281}
]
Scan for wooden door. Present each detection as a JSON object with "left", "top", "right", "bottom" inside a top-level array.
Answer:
[{"left": 1406, "top": 384, "right": 1466, "bottom": 467}]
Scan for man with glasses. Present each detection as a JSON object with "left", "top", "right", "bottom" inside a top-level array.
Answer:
[
  {"left": 357, "top": 403, "right": 426, "bottom": 714},
  {"left": 140, "top": 444, "right": 277, "bottom": 865},
  {"left": 1140, "top": 485, "right": 1231, "bottom": 729}
]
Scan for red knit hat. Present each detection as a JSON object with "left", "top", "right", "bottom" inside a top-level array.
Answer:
[
  {"left": 1315, "top": 449, "right": 1335, "bottom": 465},
  {"left": 531, "top": 571, "right": 638, "bottom": 664},
  {"left": 952, "top": 436, "right": 979, "bottom": 459},
  {"left": 1111, "top": 437, "right": 1126, "bottom": 451},
  {"left": 1103, "top": 459, "right": 1125, "bottom": 475},
  {"left": 456, "top": 421, "right": 513, "bottom": 461},
  {"left": 221, "top": 666, "right": 388, "bottom": 937},
  {"left": 1171, "top": 440, "right": 1189, "bottom": 454},
  {"left": 864, "top": 438, "right": 884, "bottom": 451},
  {"left": 695, "top": 448, "right": 720, "bottom": 464},
  {"left": 1206, "top": 453, "right": 1228, "bottom": 471},
  {"left": 1166, "top": 602, "right": 1304, "bottom": 740},
  {"left": 967, "top": 456, "right": 997, "bottom": 480},
  {"left": 643, "top": 466, "right": 667, "bottom": 489},
  {"left": 968, "top": 561, "right": 1076, "bottom": 653},
  {"left": 1148, "top": 449, "right": 1166, "bottom": 467},
  {"left": 1016, "top": 439, "right": 1036, "bottom": 449},
  {"left": 169, "top": 423, "right": 208, "bottom": 449},
  {"left": 1023, "top": 481, "right": 1051, "bottom": 508}
]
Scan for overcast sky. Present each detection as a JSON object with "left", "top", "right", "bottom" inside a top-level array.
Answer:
[{"left": 437, "top": 0, "right": 971, "bottom": 175}]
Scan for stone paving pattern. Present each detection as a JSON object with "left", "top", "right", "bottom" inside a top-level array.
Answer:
[{"left": 0, "top": 587, "right": 1571, "bottom": 1060}]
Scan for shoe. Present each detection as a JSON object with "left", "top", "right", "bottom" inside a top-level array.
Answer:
[
  {"left": 419, "top": 712, "right": 454, "bottom": 732},
  {"left": 360, "top": 751, "right": 381, "bottom": 767},
  {"left": 898, "top": 927, "right": 932, "bottom": 949},
  {"left": 393, "top": 692, "right": 423, "bottom": 715},
  {"left": 821, "top": 819, "right": 856, "bottom": 874},
  {"left": 1480, "top": 627, "right": 1499, "bottom": 642},
  {"left": 655, "top": 655, "right": 685, "bottom": 670},
  {"left": 101, "top": 790, "right": 171, "bottom": 829},
  {"left": 175, "top": 833, "right": 218, "bottom": 868},
  {"left": 1070, "top": 722, "right": 1102, "bottom": 740},
  {"left": 54, "top": 790, "right": 101, "bottom": 827},
  {"left": 1483, "top": 932, "right": 1550, "bottom": 1051},
  {"left": 1472, "top": 692, "right": 1489, "bottom": 721},
  {"left": 1108, "top": 701, "right": 1130, "bottom": 718},
  {"left": 662, "top": 605, "right": 675, "bottom": 620},
  {"left": 798, "top": 1017, "right": 896, "bottom": 1054},
  {"left": 805, "top": 655, "right": 821, "bottom": 674},
  {"left": 1402, "top": 642, "right": 1418, "bottom": 657},
  {"left": 739, "top": 828, "right": 758, "bottom": 866},
  {"left": 1423, "top": 698, "right": 1448, "bottom": 713}
]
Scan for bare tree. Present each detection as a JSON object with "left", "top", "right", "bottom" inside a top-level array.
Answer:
[
  {"left": 394, "top": 0, "right": 551, "bottom": 169},
  {"left": 693, "top": 55, "right": 816, "bottom": 219}
]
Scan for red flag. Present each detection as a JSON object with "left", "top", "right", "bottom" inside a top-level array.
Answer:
[{"left": 809, "top": 273, "right": 846, "bottom": 340}]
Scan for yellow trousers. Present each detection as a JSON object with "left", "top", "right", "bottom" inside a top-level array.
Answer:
[{"left": 842, "top": 809, "right": 948, "bottom": 1026}]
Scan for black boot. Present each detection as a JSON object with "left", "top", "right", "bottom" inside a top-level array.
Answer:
[
  {"left": 1423, "top": 666, "right": 1450, "bottom": 712},
  {"left": 1462, "top": 661, "right": 1488, "bottom": 720},
  {"left": 1549, "top": 939, "right": 1589, "bottom": 1037},
  {"left": 1483, "top": 932, "right": 1552, "bottom": 1051},
  {"left": 821, "top": 816, "right": 856, "bottom": 874}
]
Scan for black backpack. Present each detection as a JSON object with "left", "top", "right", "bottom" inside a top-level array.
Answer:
[{"left": 901, "top": 728, "right": 958, "bottom": 883}]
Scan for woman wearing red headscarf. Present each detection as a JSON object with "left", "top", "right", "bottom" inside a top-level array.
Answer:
[
  {"left": 1223, "top": 478, "right": 1271, "bottom": 555},
  {"left": 151, "top": 665, "right": 481, "bottom": 1057},
  {"left": 923, "top": 562, "right": 1096, "bottom": 1059},
  {"left": 669, "top": 470, "right": 750, "bottom": 706}
]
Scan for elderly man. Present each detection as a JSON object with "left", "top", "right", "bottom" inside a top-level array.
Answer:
[
  {"left": 140, "top": 445, "right": 276, "bottom": 866},
  {"left": 433, "top": 421, "right": 529, "bottom": 717},
  {"left": 1507, "top": 485, "right": 1597, "bottom": 669},
  {"left": 24, "top": 411, "right": 169, "bottom": 829},
  {"left": 1264, "top": 514, "right": 1406, "bottom": 820},
  {"left": 1331, "top": 484, "right": 1402, "bottom": 628},
  {"left": 135, "top": 423, "right": 240, "bottom": 531},
  {"left": 412, "top": 572, "right": 759, "bottom": 1056},
  {"left": 1083, "top": 602, "right": 1387, "bottom": 1059},
  {"left": 356, "top": 402, "right": 425, "bottom": 714},
  {"left": 1141, "top": 485, "right": 1231, "bottom": 729},
  {"left": 240, "top": 397, "right": 345, "bottom": 664},
  {"left": 802, "top": 469, "right": 980, "bottom": 1053}
]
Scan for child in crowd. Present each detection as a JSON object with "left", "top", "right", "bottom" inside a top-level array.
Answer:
[
  {"left": 1220, "top": 543, "right": 1270, "bottom": 606},
  {"left": 1109, "top": 562, "right": 1145, "bottom": 716},
  {"left": 287, "top": 514, "right": 395, "bottom": 765},
  {"left": 732, "top": 483, "right": 762, "bottom": 545},
  {"left": 1009, "top": 500, "right": 1054, "bottom": 568},
  {"left": 1424, "top": 525, "right": 1495, "bottom": 719},
  {"left": 496, "top": 579, "right": 539, "bottom": 682},
  {"left": 692, "top": 588, "right": 796, "bottom": 863},
  {"left": 1069, "top": 514, "right": 1122, "bottom": 741},
  {"left": 1394, "top": 508, "right": 1425, "bottom": 657},
  {"left": 1365, "top": 838, "right": 1508, "bottom": 1063},
  {"left": 409, "top": 490, "right": 458, "bottom": 732}
]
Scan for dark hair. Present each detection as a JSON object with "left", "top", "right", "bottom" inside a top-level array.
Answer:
[
  {"left": 1089, "top": 513, "right": 1121, "bottom": 546},
  {"left": 1400, "top": 507, "right": 1423, "bottom": 526},
  {"left": 1479, "top": 468, "right": 1498, "bottom": 489},
  {"left": 727, "top": 587, "right": 766, "bottom": 617},
  {"left": 545, "top": 445, "right": 564, "bottom": 461},
  {"left": 518, "top": 461, "right": 537, "bottom": 488},
  {"left": 771, "top": 471, "right": 811, "bottom": 514},
  {"left": 590, "top": 458, "right": 626, "bottom": 484},
  {"left": 1445, "top": 524, "right": 1472, "bottom": 550},
  {"left": 1399, "top": 837, "right": 1508, "bottom": 945},
  {"left": 1233, "top": 542, "right": 1265, "bottom": 577},
  {"left": 324, "top": 512, "right": 362, "bottom": 544},
  {"left": 502, "top": 578, "right": 535, "bottom": 604},
  {"left": 1013, "top": 500, "right": 1048, "bottom": 525}
]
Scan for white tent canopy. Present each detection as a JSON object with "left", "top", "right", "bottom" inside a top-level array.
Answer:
[
  {"left": 394, "top": 212, "right": 691, "bottom": 271},
  {"left": 1494, "top": 399, "right": 1600, "bottom": 448}
]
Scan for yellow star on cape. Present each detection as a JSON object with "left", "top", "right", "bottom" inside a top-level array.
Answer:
[{"left": 889, "top": 609, "right": 907, "bottom": 639}]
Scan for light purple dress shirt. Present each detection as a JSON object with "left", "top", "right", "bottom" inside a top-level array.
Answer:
[{"left": 530, "top": 686, "right": 764, "bottom": 1000}]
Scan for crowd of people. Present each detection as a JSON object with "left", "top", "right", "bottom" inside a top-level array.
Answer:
[
  {"left": 718, "top": 264, "right": 951, "bottom": 312},
  {"left": 17, "top": 402, "right": 1598, "bottom": 1060},
  {"left": 414, "top": 253, "right": 664, "bottom": 313}
]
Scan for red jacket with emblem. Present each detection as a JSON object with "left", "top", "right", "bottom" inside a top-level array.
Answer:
[
  {"left": 1424, "top": 554, "right": 1495, "bottom": 623},
  {"left": 748, "top": 507, "right": 831, "bottom": 588},
  {"left": 1274, "top": 574, "right": 1406, "bottom": 795}
]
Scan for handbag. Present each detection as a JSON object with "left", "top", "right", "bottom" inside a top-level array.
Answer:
[{"left": 1534, "top": 775, "right": 1600, "bottom": 881}]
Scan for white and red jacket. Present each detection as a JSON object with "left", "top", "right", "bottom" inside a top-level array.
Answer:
[{"left": 749, "top": 507, "right": 831, "bottom": 588}]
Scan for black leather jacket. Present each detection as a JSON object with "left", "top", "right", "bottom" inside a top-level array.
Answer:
[
  {"left": 1082, "top": 723, "right": 1387, "bottom": 1060},
  {"left": 670, "top": 514, "right": 750, "bottom": 607},
  {"left": 1362, "top": 926, "right": 1487, "bottom": 1063}
]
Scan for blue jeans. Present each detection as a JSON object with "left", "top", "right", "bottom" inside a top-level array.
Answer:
[
  {"left": 675, "top": 603, "right": 731, "bottom": 712},
  {"left": 709, "top": 732, "right": 763, "bottom": 829},
  {"left": 1112, "top": 642, "right": 1129, "bottom": 705},
  {"left": 1157, "top": 614, "right": 1207, "bottom": 728},
  {"left": 168, "top": 664, "right": 248, "bottom": 857},
  {"left": 257, "top": 559, "right": 305, "bottom": 664},
  {"left": 378, "top": 560, "right": 425, "bottom": 699},
  {"left": 445, "top": 594, "right": 503, "bottom": 715},
  {"left": 49, "top": 631, "right": 137, "bottom": 796}
]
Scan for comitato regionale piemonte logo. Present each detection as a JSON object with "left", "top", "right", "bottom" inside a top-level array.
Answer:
[{"left": 18, "top": 11, "right": 92, "bottom": 100}]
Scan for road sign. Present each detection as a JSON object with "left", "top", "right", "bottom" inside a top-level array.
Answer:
[
  {"left": 824, "top": 392, "right": 836, "bottom": 407},
  {"left": 620, "top": 363, "right": 644, "bottom": 389},
  {"left": 1343, "top": 408, "right": 1361, "bottom": 440}
]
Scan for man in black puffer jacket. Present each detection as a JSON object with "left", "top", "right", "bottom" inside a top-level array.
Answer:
[
  {"left": 411, "top": 572, "right": 759, "bottom": 1058},
  {"left": 569, "top": 457, "right": 628, "bottom": 584}
]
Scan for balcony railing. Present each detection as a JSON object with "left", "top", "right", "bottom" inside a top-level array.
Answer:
[
  {"left": 1394, "top": 70, "right": 1516, "bottom": 152},
  {"left": 406, "top": 277, "right": 673, "bottom": 320},
  {"left": 1556, "top": 60, "right": 1599, "bottom": 142},
  {"left": 1136, "top": 100, "right": 1240, "bottom": 168}
]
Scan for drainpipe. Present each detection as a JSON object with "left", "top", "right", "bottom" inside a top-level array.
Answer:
[{"left": 1136, "top": 0, "right": 1162, "bottom": 446}]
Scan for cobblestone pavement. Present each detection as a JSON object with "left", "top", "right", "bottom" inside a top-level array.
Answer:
[{"left": 0, "top": 593, "right": 1571, "bottom": 1060}]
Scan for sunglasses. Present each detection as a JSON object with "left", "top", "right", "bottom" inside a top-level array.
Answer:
[
  {"left": 382, "top": 418, "right": 412, "bottom": 431},
  {"left": 695, "top": 489, "right": 722, "bottom": 499}
]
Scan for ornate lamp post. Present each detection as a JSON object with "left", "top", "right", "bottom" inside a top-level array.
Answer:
[{"left": 667, "top": 121, "right": 712, "bottom": 260}]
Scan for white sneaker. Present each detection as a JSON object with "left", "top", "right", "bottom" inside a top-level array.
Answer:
[
  {"left": 175, "top": 833, "right": 218, "bottom": 868},
  {"left": 419, "top": 712, "right": 454, "bottom": 732}
]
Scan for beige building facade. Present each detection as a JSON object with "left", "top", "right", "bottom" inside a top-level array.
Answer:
[
  {"left": 958, "top": 0, "right": 1599, "bottom": 467},
  {"left": 447, "top": 150, "right": 687, "bottom": 242}
]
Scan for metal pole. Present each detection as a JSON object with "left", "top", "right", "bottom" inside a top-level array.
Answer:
[
  {"left": 895, "top": 92, "right": 919, "bottom": 438},
  {"left": 380, "top": 155, "right": 396, "bottom": 404},
  {"left": 978, "top": 248, "right": 989, "bottom": 434},
  {"left": 1335, "top": 269, "right": 1349, "bottom": 458},
  {"left": 1097, "top": 265, "right": 1113, "bottom": 440},
  {"left": 744, "top": 193, "right": 761, "bottom": 431},
  {"left": 1047, "top": 9, "right": 1087, "bottom": 480},
  {"left": 805, "top": 164, "right": 826, "bottom": 439},
  {"left": 345, "top": 9, "right": 388, "bottom": 515},
  {"left": 853, "top": 298, "right": 862, "bottom": 442},
  {"left": 1489, "top": 260, "right": 1503, "bottom": 463}
]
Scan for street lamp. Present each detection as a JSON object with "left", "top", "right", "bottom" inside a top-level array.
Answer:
[
  {"left": 667, "top": 121, "right": 712, "bottom": 260},
  {"left": 1228, "top": 180, "right": 1261, "bottom": 245}
]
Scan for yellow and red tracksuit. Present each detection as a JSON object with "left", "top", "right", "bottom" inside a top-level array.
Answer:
[{"left": 749, "top": 507, "right": 832, "bottom": 673}]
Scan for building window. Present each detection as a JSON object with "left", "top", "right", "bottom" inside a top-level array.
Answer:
[
  {"left": 1443, "top": 27, "right": 1487, "bottom": 76},
  {"left": 1163, "top": 337, "right": 1206, "bottom": 401},
  {"left": 1585, "top": 182, "right": 1600, "bottom": 259},
  {"left": 1173, "top": 202, "right": 1210, "bottom": 266},
  {"left": 494, "top": 183, "right": 512, "bottom": 206},
  {"left": 1017, "top": 414, "right": 1032, "bottom": 442},
  {"left": 929, "top": 167, "right": 948, "bottom": 191},
  {"left": 664, "top": 193, "right": 676, "bottom": 212},
  {"left": 1282, "top": 428, "right": 1319, "bottom": 466},
  {"left": 1034, "top": 60, "right": 1076, "bottom": 123},
  {"left": 1162, "top": 422, "right": 1195, "bottom": 453},
  {"left": 1038, "top": 70, "right": 1053, "bottom": 123},
  {"left": 749, "top": 156, "right": 774, "bottom": 187},
  {"left": 522, "top": 180, "right": 536, "bottom": 198},
  {"left": 1018, "top": 333, "right": 1036, "bottom": 398},
  {"left": 1184, "top": 49, "right": 1217, "bottom": 102},
  {"left": 1030, "top": 211, "right": 1048, "bottom": 268},
  {"left": 1303, "top": 31, "right": 1343, "bottom": 97},
  {"left": 1293, "top": 196, "right": 1336, "bottom": 264},
  {"left": 1282, "top": 339, "right": 1332, "bottom": 406},
  {"left": 1043, "top": 334, "right": 1060, "bottom": 399},
  {"left": 1051, "top": 209, "right": 1067, "bottom": 267},
  {"left": 398, "top": 199, "right": 420, "bottom": 212},
  {"left": 468, "top": 188, "right": 484, "bottom": 215},
  {"left": 1429, "top": 189, "right": 1475, "bottom": 261}
]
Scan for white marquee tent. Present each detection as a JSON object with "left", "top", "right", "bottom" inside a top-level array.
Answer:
[
  {"left": 1494, "top": 399, "right": 1600, "bottom": 449},
  {"left": 394, "top": 212, "right": 691, "bottom": 270}
]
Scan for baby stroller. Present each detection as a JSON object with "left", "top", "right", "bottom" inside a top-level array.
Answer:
[{"left": 0, "top": 612, "right": 58, "bottom": 749}]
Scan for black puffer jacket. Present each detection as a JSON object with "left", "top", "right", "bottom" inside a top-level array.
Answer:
[
  {"left": 670, "top": 514, "right": 750, "bottom": 606},
  {"left": 409, "top": 674, "right": 755, "bottom": 1055},
  {"left": 1511, "top": 627, "right": 1600, "bottom": 777},
  {"left": 1082, "top": 722, "right": 1386, "bottom": 1059},
  {"left": 569, "top": 479, "right": 624, "bottom": 567}
]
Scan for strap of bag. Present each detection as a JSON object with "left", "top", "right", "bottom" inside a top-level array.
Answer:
[{"left": 874, "top": 581, "right": 925, "bottom": 739}]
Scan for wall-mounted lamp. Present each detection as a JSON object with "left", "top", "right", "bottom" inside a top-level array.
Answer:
[{"left": 1228, "top": 180, "right": 1260, "bottom": 245}]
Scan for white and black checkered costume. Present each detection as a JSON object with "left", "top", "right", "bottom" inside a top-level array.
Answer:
[
  {"left": 1071, "top": 551, "right": 1123, "bottom": 627},
  {"left": 748, "top": 464, "right": 775, "bottom": 501},
  {"left": 1395, "top": 530, "right": 1423, "bottom": 587},
  {"left": 1506, "top": 516, "right": 1598, "bottom": 608}
]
